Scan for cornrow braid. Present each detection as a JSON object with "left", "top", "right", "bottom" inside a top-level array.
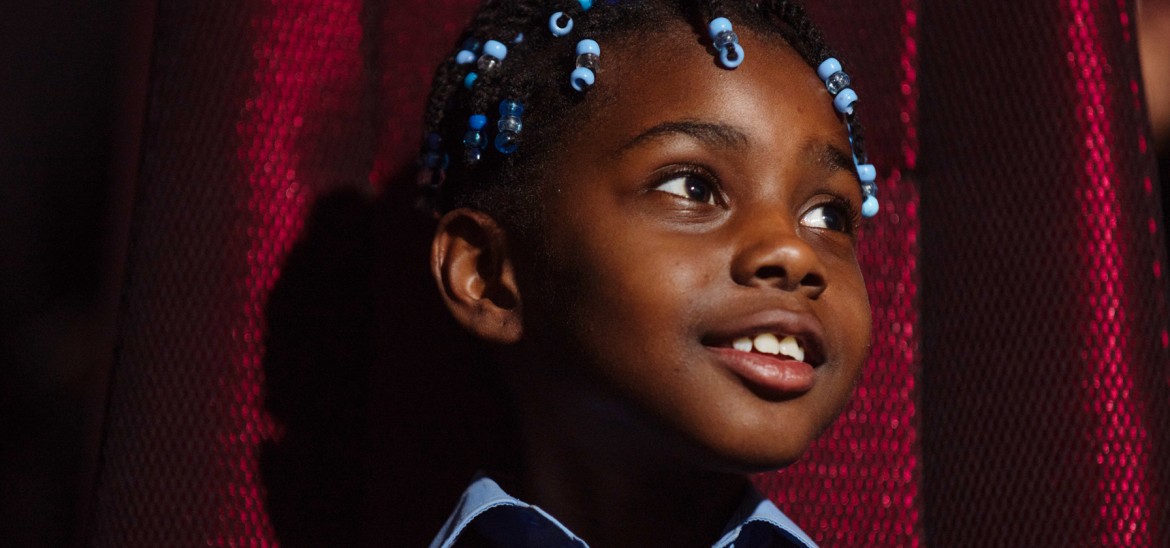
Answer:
[{"left": 415, "top": 0, "right": 877, "bottom": 221}]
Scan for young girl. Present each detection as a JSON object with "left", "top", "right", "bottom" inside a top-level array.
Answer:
[{"left": 415, "top": 1, "right": 876, "bottom": 545}]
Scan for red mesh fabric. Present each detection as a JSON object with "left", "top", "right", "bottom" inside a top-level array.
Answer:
[
  {"left": 917, "top": 0, "right": 1170, "bottom": 545},
  {"left": 92, "top": 2, "right": 371, "bottom": 545}
]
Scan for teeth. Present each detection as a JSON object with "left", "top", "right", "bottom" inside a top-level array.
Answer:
[
  {"left": 777, "top": 335, "right": 805, "bottom": 362},
  {"left": 752, "top": 333, "right": 781, "bottom": 354},
  {"left": 734, "top": 333, "right": 806, "bottom": 362}
]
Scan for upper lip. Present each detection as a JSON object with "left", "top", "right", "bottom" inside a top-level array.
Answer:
[{"left": 700, "top": 306, "right": 826, "bottom": 367}]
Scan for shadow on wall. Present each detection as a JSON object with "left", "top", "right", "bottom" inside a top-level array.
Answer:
[{"left": 260, "top": 170, "right": 516, "bottom": 546}]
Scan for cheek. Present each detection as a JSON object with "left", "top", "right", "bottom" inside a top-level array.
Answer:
[{"left": 825, "top": 260, "right": 872, "bottom": 387}]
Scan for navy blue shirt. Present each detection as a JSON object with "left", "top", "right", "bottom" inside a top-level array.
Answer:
[{"left": 430, "top": 475, "right": 818, "bottom": 547}]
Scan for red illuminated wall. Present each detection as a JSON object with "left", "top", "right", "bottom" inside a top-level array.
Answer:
[{"left": 88, "top": 1, "right": 1169, "bottom": 546}]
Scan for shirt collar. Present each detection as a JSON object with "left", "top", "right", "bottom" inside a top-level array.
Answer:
[{"left": 430, "top": 474, "right": 818, "bottom": 548}]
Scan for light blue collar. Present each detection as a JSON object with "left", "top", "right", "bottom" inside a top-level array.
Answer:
[{"left": 430, "top": 474, "right": 818, "bottom": 548}]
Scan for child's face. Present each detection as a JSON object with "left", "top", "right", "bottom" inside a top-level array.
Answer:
[{"left": 509, "top": 25, "right": 871, "bottom": 471}]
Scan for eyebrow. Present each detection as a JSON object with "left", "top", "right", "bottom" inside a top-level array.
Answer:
[
  {"left": 616, "top": 119, "right": 858, "bottom": 178},
  {"left": 615, "top": 120, "right": 750, "bottom": 157},
  {"left": 814, "top": 141, "right": 856, "bottom": 175}
]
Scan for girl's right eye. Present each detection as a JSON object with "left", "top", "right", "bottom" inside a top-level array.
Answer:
[{"left": 654, "top": 174, "right": 717, "bottom": 205}]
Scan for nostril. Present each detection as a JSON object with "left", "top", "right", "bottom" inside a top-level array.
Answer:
[
  {"left": 799, "top": 272, "right": 825, "bottom": 289},
  {"left": 755, "top": 265, "right": 786, "bottom": 281}
]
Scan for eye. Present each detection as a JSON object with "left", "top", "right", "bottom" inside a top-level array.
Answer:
[
  {"left": 654, "top": 173, "right": 717, "bottom": 205},
  {"left": 801, "top": 199, "right": 855, "bottom": 233}
]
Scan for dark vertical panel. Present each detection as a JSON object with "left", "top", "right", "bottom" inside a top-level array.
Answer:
[
  {"left": 0, "top": 1, "right": 151, "bottom": 545},
  {"left": 919, "top": 0, "right": 1170, "bottom": 544}
]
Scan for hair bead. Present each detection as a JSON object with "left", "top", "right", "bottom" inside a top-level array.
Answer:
[
  {"left": 833, "top": 88, "right": 858, "bottom": 114},
  {"left": 571, "top": 67, "right": 596, "bottom": 91},
  {"left": 856, "top": 163, "right": 876, "bottom": 183},
  {"left": 455, "top": 37, "right": 482, "bottom": 65},
  {"left": 482, "top": 40, "right": 508, "bottom": 61},
  {"left": 707, "top": 17, "right": 744, "bottom": 69},
  {"left": 477, "top": 39, "right": 508, "bottom": 72},
  {"left": 464, "top": 113, "right": 488, "bottom": 165},
  {"left": 819, "top": 56, "right": 878, "bottom": 215},
  {"left": 495, "top": 100, "right": 524, "bottom": 154},
  {"left": 861, "top": 195, "right": 879, "bottom": 218},
  {"left": 719, "top": 43, "right": 745, "bottom": 69},
  {"left": 816, "top": 57, "right": 843, "bottom": 81},
  {"left": 572, "top": 39, "right": 601, "bottom": 92},
  {"left": 578, "top": 0, "right": 593, "bottom": 10},
  {"left": 463, "top": 72, "right": 478, "bottom": 89},
  {"left": 419, "top": 131, "right": 448, "bottom": 184},
  {"left": 825, "top": 71, "right": 851, "bottom": 96},
  {"left": 549, "top": 12, "right": 574, "bottom": 36}
]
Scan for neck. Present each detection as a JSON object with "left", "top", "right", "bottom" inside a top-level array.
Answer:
[{"left": 508, "top": 406, "right": 751, "bottom": 548}]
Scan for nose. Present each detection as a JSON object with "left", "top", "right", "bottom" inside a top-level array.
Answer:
[{"left": 731, "top": 220, "right": 827, "bottom": 298}]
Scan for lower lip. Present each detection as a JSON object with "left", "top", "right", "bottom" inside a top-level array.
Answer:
[{"left": 707, "top": 347, "right": 816, "bottom": 395}]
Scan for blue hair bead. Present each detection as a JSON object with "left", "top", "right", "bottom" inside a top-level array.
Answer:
[
  {"left": 816, "top": 57, "right": 843, "bottom": 81},
  {"left": 456, "top": 50, "right": 476, "bottom": 65},
  {"left": 463, "top": 72, "right": 478, "bottom": 89},
  {"left": 499, "top": 100, "right": 524, "bottom": 118},
  {"left": 707, "top": 17, "right": 732, "bottom": 39},
  {"left": 571, "top": 39, "right": 601, "bottom": 92},
  {"left": 462, "top": 129, "right": 485, "bottom": 149},
  {"left": 856, "top": 163, "right": 876, "bottom": 182},
  {"left": 833, "top": 88, "right": 858, "bottom": 114},
  {"left": 494, "top": 99, "right": 524, "bottom": 155},
  {"left": 719, "top": 43, "right": 745, "bottom": 68},
  {"left": 483, "top": 40, "right": 508, "bottom": 61},
  {"left": 513, "top": 32, "right": 524, "bottom": 44},
  {"left": 861, "top": 195, "right": 879, "bottom": 218},
  {"left": 571, "top": 67, "right": 596, "bottom": 92},
  {"left": 707, "top": 17, "right": 743, "bottom": 69},
  {"left": 494, "top": 132, "right": 519, "bottom": 154},
  {"left": 549, "top": 12, "right": 573, "bottom": 36},
  {"left": 578, "top": 0, "right": 593, "bottom": 10},
  {"left": 576, "top": 39, "right": 600, "bottom": 56},
  {"left": 469, "top": 114, "right": 487, "bottom": 130}
]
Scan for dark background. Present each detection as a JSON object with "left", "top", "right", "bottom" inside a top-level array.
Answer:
[
  {"left": 1, "top": 1, "right": 151, "bottom": 545},
  {"left": 3, "top": 1, "right": 1169, "bottom": 546}
]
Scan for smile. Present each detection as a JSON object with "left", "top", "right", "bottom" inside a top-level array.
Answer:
[
  {"left": 731, "top": 333, "right": 805, "bottom": 363},
  {"left": 702, "top": 316, "right": 826, "bottom": 396}
]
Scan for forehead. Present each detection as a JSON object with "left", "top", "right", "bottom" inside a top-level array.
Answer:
[{"left": 576, "top": 23, "right": 848, "bottom": 157}]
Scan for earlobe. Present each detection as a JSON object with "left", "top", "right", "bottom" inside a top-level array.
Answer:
[{"left": 431, "top": 208, "right": 523, "bottom": 344}]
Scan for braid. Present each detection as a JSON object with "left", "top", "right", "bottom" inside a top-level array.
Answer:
[
  {"left": 416, "top": 0, "right": 876, "bottom": 219},
  {"left": 705, "top": 0, "right": 728, "bottom": 18},
  {"left": 422, "top": 59, "right": 461, "bottom": 139}
]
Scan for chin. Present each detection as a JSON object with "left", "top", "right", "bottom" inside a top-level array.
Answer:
[{"left": 687, "top": 421, "right": 822, "bottom": 475}]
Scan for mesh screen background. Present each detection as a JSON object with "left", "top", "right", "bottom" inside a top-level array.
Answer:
[
  {"left": 89, "top": 0, "right": 1169, "bottom": 546},
  {"left": 917, "top": 1, "right": 1170, "bottom": 546}
]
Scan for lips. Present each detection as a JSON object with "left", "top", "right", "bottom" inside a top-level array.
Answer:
[{"left": 702, "top": 310, "right": 826, "bottom": 396}]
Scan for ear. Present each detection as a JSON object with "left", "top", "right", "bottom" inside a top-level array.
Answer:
[{"left": 431, "top": 208, "right": 523, "bottom": 344}]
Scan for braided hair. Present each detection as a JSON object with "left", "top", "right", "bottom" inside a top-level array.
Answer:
[{"left": 416, "top": 0, "right": 869, "bottom": 230}]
